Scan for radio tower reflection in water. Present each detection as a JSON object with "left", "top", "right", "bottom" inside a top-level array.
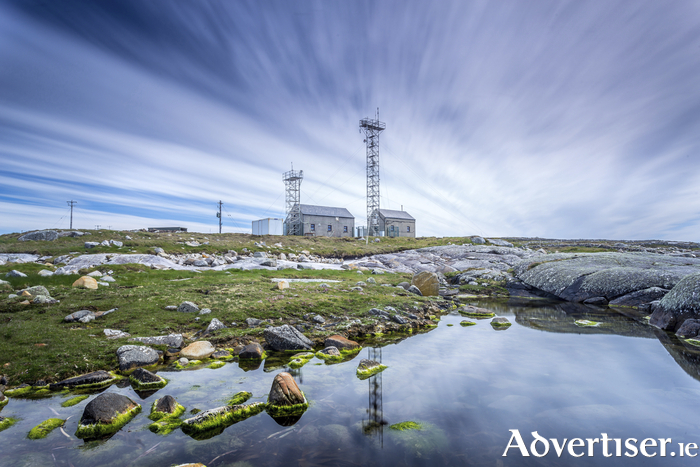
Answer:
[{"left": 362, "top": 347, "right": 386, "bottom": 446}]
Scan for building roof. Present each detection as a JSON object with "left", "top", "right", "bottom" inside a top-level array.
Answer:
[
  {"left": 299, "top": 204, "right": 354, "bottom": 219},
  {"left": 378, "top": 209, "right": 415, "bottom": 220}
]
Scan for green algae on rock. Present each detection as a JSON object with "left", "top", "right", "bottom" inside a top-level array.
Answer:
[
  {"left": 50, "top": 370, "right": 123, "bottom": 391},
  {"left": 459, "top": 320, "right": 476, "bottom": 327},
  {"left": 181, "top": 403, "right": 266, "bottom": 438},
  {"left": 61, "top": 395, "right": 89, "bottom": 408},
  {"left": 149, "top": 417, "right": 183, "bottom": 435},
  {"left": 75, "top": 393, "right": 142, "bottom": 439},
  {"left": 490, "top": 317, "right": 511, "bottom": 328},
  {"left": 575, "top": 319, "right": 600, "bottom": 327},
  {"left": 459, "top": 305, "right": 496, "bottom": 319},
  {"left": 0, "top": 416, "right": 18, "bottom": 432},
  {"left": 4, "top": 384, "right": 52, "bottom": 399},
  {"left": 227, "top": 391, "right": 252, "bottom": 406},
  {"left": 129, "top": 368, "right": 168, "bottom": 390},
  {"left": 356, "top": 359, "right": 387, "bottom": 380},
  {"left": 685, "top": 338, "right": 700, "bottom": 347},
  {"left": 0, "top": 394, "right": 8, "bottom": 408},
  {"left": 390, "top": 421, "right": 422, "bottom": 431},
  {"left": 208, "top": 361, "right": 226, "bottom": 370},
  {"left": 27, "top": 418, "right": 65, "bottom": 439},
  {"left": 288, "top": 352, "right": 314, "bottom": 369},
  {"left": 149, "top": 397, "right": 186, "bottom": 421}
]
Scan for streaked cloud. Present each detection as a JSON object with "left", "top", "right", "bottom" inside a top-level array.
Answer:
[{"left": 1, "top": 0, "right": 699, "bottom": 240}]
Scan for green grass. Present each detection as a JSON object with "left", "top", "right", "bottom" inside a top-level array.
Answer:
[{"left": 0, "top": 260, "right": 441, "bottom": 384}]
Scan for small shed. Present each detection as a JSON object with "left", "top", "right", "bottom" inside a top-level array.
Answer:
[
  {"left": 252, "top": 218, "right": 284, "bottom": 236},
  {"left": 378, "top": 209, "right": 415, "bottom": 238}
]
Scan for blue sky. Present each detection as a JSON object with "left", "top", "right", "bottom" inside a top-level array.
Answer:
[{"left": 1, "top": 0, "right": 699, "bottom": 240}]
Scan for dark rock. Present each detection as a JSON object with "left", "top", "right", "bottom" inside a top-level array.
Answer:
[
  {"left": 391, "top": 315, "right": 408, "bottom": 324},
  {"left": 32, "top": 380, "right": 46, "bottom": 387},
  {"left": 116, "top": 345, "right": 160, "bottom": 371},
  {"left": 583, "top": 297, "right": 608, "bottom": 305},
  {"left": 153, "top": 395, "right": 179, "bottom": 415},
  {"left": 676, "top": 319, "right": 700, "bottom": 339},
  {"left": 165, "top": 348, "right": 180, "bottom": 358},
  {"left": 238, "top": 343, "right": 264, "bottom": 359},
  {"left": 397, "top": 282, "right": 410, "bottom": 290},
  {"left": 368, "top": 308, "right": 391, "bottom": 318},
  {"left": 650, "top": 272, "right": 700, "bottom": 331},
  {"left": 177, "top": 301, "right": 199, "bottom": 313},
  {"left": 268, "top": 372, "right": 306, "bottom": 406},
  {"left": 130, "top": 368, "right": 161, "bottom": 384},
  {"left": 609, "top": 287, "right": 668, "bottom": 308},
  {"left": 129, "top": 334, "right": 184, "bottom": 348},
  {"left": 407, "top": 285, "right": 423, "bottom": 296},
  {"left": 18, "top": 230, "right": 59, "bottom": 242},
  {"left": 246, "top": 318, "right": 263, "bottom": 328},
  {"left": 264, "top": 325, "right": 313, "bottom": 351},
  {"left": 80, "top": 393, "right": 138, "bottom": 425},
  {"left": 324, "top": 335, "right": 361, "bottom": 350},
  {"left": 211, "top": 350, "right": 231, "bottom": 359}
]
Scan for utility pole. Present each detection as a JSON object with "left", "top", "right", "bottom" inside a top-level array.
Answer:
[
  {"left": 67, "top": 200, "right": 77, "bottom": 229},
  {"left": 216, "top": 201, "right": 223, "bottom": 234}
]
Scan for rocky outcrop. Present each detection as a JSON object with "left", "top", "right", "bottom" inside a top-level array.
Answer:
[
  {"left": 116, "top": 345, "right": 160, "bottom": 371},
  {"left": 264, "top": 325, "right": 313, "bottom": 351},
  {"left": 75, "top": 393, "right": 141, "bottom": 439},
  {"left": 650, "top": 272, "right": 700, "bottom": 331},
  {"left": 514, "top": 252, "right": 700, "bottom": 307},
  {"left": 18, "top": 230, "right": 58, "bottom": 242}
]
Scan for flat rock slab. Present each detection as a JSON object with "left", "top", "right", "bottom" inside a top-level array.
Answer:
[
  {"left": 514, "top": 252, "right": 700, "bottom": 304},
  {"left": 49, "top": 370, "right": 116, "bottom": 390},
  {"left": 324, "top": 335, "right": 361, "bottom": 350},
  {"left": 180, "top": 341, "right": 215, "bottom": 360},
  {"left": 129, "top": 334, "right": 184, "bottom": 348},
  {"left": 116, "top": 345, "right": 160, "bottom": 371},
  {"left": 19, "top": 230, "right": 58, "bottom": 242}
]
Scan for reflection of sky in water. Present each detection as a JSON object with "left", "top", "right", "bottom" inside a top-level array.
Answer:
[{"left": 2, "top": 301, "right": 700, "bottom": 466}]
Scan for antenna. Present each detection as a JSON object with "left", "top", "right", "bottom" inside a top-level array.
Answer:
[
  {"left": 283, "top": 163, "right": 304, "bottom": 235},
  {"left": 360, "top": 110, "right": 386, "bottom": 237}
]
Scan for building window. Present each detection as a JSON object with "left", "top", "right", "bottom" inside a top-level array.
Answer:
[
  {"left": 343, "top": 226, "right": 348, "bottom": 233},
  {"left": 390, "top": 225, "right": 394, "bottom": 231},
  {"left": 327, "top": 224, "right": 332, "bottom": 232},
  {"left": 407, "top": 226, "right": 411, "bottom": 232},
  {"left": 310, "top": 224, "right": 315, "bottom": 232}
]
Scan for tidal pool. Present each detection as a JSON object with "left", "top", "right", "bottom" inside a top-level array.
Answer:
[{"left": 2, "top": 299, "right": 700, "bottom": 466}]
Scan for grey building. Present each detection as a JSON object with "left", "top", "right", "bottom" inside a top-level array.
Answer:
[
  {"left": 287, "top": 204, "right": 354, "bottom": 237},
  {"left": 378, "top": 209, "right": 415, "bottom": 238}
]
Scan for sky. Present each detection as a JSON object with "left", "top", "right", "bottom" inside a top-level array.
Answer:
[{"left": 1, "top": 0, "right": 699, "bottom": 240}]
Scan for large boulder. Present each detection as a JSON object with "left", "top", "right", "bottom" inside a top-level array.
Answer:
[
  {"left": 609, "top": 287, "right": 669, "bottom": 308},
  {"left": 411, "top": 271, "right": 440, "bottom": 296},
  {"left": 116, "top": 345, "right": 160, "bottom": 371},
  {"left": 650, "top": 272, "right": 700, "bottom": 331},
  {"left": 18, "top": 230, "right": 58, "bottom": 242},
  {"left": 75, "top": 392, "right": 141, "bottom": 438},
  {"left": 20, "top": 286, "right": 51, "bottom": 297},
  {"left": 180, "top": 341, "right": 215, "bottom": 360},
  {"left": 129, "top": 334, "right": 184, "bottom": 348},
  {"left": 268, "top": 372, "right": 307, "bottom": 407},
  {"left": 264, "top": 325, "right": 313, "bottom": 351},
  {"left": 177, "top": 301, "right": 199, "bottom": 313}
]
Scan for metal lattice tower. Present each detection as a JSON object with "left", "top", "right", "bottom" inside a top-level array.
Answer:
[
  {"left": 360, "top": 109, "right": 385, "bottom": 236},
  {"left": 283, "top": 164, "right": 304, "bottom": 235}
]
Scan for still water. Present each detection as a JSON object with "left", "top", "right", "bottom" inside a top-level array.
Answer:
[{"left": 2, "top": 299, "right": 700, "bottom": 466}]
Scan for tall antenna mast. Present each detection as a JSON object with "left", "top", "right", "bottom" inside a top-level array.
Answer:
[
  {"left": 360, "top": 108, "right": 386, "bottom": 237},
  {"left": 283, "top": 163, "right": 304, "bottom": 235},
  {"left": 67, "top": 200, "right": 77, "bottom": 229}
]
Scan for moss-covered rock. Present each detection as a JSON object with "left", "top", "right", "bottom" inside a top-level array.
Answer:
[
  {"left": 27, "top": 418, "right": 65, "bottom": 439},
  {"left": 288, "top": 352, "right": 314, "bottom": 369},
  {"left": 0, "top": 416, "right": 18, "bottom": 432},
  {"left": 356, "top": 359, "right": 387, "bottom": 380},
  {"left": 149, "top": 395, "right": 186, "bottom": 421},
  {"left": 181, "top": 403, "right": 266, "bottom": 439},
  {"left": 227, "top": 391, "right": 252, "bottom": 406},
  {"left": 61, "top": 395, "right": 89, "bottom": 408},
  {"left": 459, "top": 320, "right": 476, "bottom": 327},
  {"left": 490, "top": 317, "right": 511, "bottom": 328},
  {"left": 5, "top": 384, "right": 51, "bottom": 399},
  {"left": 574, "top": 319, "right": 600, "bottom": 327},
  {"left": 0, "top": 394, "right": 8, "bottom": 408},
  {"left": 459, "top": 305, "right": 495, "bottom": 319},
  {"left": 267, "top": 372, "right": 308, "bottom": 417},
  {"left": 49, "top": 370, "right": 121, "bottom": 391},
  {"left": 75, "top": 392, "right": 141, "bottom": 439},
  {"left": 129, "top": 368, "right": 167, "bottom": 390},
  {"left": 390, "top": 421, "right": 422, "bottom": 431},
  {"left": 208, "top": 361, "right": 226, "bottom": 369},
  {"left": 315, "top": 347, "right": 343, "bottom": 363}
]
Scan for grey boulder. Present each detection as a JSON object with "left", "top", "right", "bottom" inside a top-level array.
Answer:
[
  {"left": 177, "top": 301, "right": 199, "bottom": 313},
  {"left": 264, "top": 324, "right": 313, "bottom": 351},
  {"left": 129, "top": 334, "right": 184, "bottom": 348},
  {"left": 18, "top": 230, "right": 59, "bottom": 242},
  {"left": 116, "top": 345, "right": 160, "bottom": 371},
  {"left": 650, "top": 272, "right": 700, "bottom": 331}
]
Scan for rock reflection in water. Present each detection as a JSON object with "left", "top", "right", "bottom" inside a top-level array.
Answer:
[{"left": 362, "top": 347, "right": 387, "bottom": 446}]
